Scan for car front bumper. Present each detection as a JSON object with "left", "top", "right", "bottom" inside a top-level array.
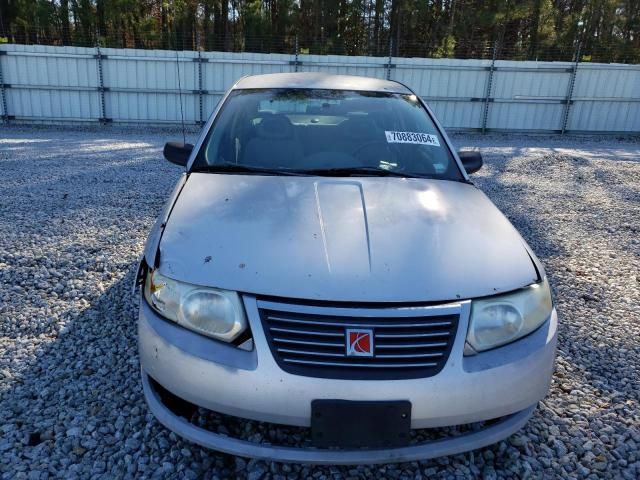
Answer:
[{"left": 138, "top": 295, "right": 557, "bottom": 463}]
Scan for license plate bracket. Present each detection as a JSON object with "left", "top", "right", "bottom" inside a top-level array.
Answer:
[{"left": 311, "top": 400, "right": 411, "bottom": 448}]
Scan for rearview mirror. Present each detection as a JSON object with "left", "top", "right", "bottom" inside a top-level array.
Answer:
[
  {"left": 458, "top": 151, "right": 483, "bottom": 174},
  {"left": 164, "top": 142, "right": 193, "bottom": 167}
]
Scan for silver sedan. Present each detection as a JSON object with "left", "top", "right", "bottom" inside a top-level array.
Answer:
[{"left": 136, "top": 73, "right": 557, "bottom": 464}]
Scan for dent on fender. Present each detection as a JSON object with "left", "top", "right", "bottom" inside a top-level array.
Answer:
[{"left": 143, "top": 173, "right": 189, "bottom": 270}]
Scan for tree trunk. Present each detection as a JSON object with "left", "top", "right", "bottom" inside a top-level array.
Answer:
[
  {"left": 96, "top": 0, "right": 106, "bottom": 38},
  {"left": 444, "top": 0, "right": 456, "bottom": 57},
  {"left": 60, "top": 0, "right": 71, "bottom": 45},
  {"left": 161, "top": 2, "right": 169, "bottom": 49},
  {"left": 527, "top": 0, "right": 542, "bottom": 59},
  {"left": 203, "top": 0, "right": 213, "bottom": 50},
  {"left": 390, "top": 0, "right": 401, "bottom": 55},
  {"left": 221, "top": 0, "right": 229, "bottom": 50},
  {"left": 373, "top": 0, "right": 383, "bottom": 55}
]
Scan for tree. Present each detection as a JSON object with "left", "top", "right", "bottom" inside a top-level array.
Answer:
[{"left": 0, "top": 0, "right": 636, "bottom": 62}]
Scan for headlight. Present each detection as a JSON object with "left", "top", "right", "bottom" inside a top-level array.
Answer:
[
  {"left": 466, "top": 278, "right": 552, "bottom": 353},
  {"left": 144, "top": 269, "right": 247, "bottom": 342}
]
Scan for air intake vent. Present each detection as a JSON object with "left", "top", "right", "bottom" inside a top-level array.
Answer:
[{"left": 258, "top": 300, "right": 460, "bottom": 380}]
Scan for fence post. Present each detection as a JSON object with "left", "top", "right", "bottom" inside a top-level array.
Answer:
[
  {"left": 561, "top": 42, "right": 581, "bottom": 134},
  {"left": 196, "top": 33, "right": 204, "bottom": 126},
  {"left": 481, "top": 41, "right": 498, "bottom": 133},
  {"left": 0, "top": 50, "right": 9, "bottom": 124},
  {"left": 386, "top": 39, "right": 394, "bottom": 80},
  {"left": 95, "top": 30, "right": 109, "bottom": 124},
  {"left": 294, "top": 35, "right": 300, "bottom": 72}
]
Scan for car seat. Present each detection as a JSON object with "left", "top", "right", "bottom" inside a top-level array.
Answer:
[{"left": 242, "top": 114, "right": 304, "bottom": 168}]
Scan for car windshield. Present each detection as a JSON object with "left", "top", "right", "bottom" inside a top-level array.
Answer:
[{"left": 194, "top": 88, "right": 462, "bottom": 180}]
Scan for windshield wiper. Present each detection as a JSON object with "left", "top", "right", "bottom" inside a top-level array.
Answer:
[
  {"left": 302, "top": 166, "right": 434, "bottom": 179},
  {"left": 191, "top": 164, "right": 470, "bottom": 182},
  {"left": 191, "top": 163, "right": 309, "bottom": 176}
]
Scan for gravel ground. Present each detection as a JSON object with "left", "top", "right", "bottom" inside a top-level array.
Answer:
[{"left": 0, "top": 125, "right": 639, "bottom": 479}]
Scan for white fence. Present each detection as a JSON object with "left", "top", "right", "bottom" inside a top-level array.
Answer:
[{"left": 1, "top": 44, "right": 639, "bottom": 133}]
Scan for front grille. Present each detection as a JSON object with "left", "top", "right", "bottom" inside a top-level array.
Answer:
[{"left": 258, "top": 299, "right": 460, "bottom": 380}]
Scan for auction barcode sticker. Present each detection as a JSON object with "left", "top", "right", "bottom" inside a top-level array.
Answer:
[{"left": 385, "top": 131, "right": 440, "bottom": 146}]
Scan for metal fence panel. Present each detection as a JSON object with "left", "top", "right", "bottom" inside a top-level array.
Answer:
[
  {"left": 568, "top": 64, "right": 640, "bottom": 132},
  {"left": 201, "top": 51, "right": 293, "bottom": 114},
  {"left": 8, "top": 88, "right": 100, "bottom": 121},
  {"left": 0, "top": 44, "right": 638, "bottom": 133},
  {"left": 394, "top": 58, "right": 490, "bottom": 98},
  {"left": 487, "top": 102, "right": 566, "bottom": 131},
  {"left": 393, "top": 58, "right": 491, "bottom": 130},
  {"left": 1, "top": 44, "right": 101, "bottom": 121},
  {"left": 100, "top": 48, "right": 197, "bottom": 122},
  {"left": 484, "top": 60, "right": 572, "bottom": 131},
  {"left": 427, "top": 101, "right": 486, "bottom": 130},
  {"left": 299, "top": 54, "right": 388, "bottom": 78}
]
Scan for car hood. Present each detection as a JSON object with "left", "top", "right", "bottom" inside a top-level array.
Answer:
[{"left": 158, "top": 173, "right": 539, "bottom": 302}]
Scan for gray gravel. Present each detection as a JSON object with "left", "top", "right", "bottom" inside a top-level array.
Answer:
[{"left": 1, "top": 125, "right": 639, "bottom": 479}]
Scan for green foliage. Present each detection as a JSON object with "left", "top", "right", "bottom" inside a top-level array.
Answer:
[{"left": 0, "top": 0, "right": 637, "bottom": 62}]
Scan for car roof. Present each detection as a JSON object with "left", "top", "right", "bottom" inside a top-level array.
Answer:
[{"left": 233, "top": 72, "right": 412, "bottom": 94}]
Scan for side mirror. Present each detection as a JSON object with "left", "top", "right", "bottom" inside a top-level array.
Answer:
[
  {"left": 458, "top": 151, "right": 483, "bottom": 174},
  {"left": 164, "top": 142, "right": 193, "bottom": 167}
]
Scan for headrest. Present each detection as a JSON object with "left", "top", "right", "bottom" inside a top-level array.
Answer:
[
  {"left": 307, "top": 103, "right": 332, "bottom": 115},
  {"left": 257, "top": 114, "right": 294, "bottom": 140}
]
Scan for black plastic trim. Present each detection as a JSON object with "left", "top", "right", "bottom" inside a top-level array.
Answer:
[
  {"left": 149, "top": 175, "right": 189, "bottom": 269},
  {"left": 311, "top": 400, "right": 411, "bottom": 448},
  {"left": 133, "top": 258, "right": 148, "bottom": 294},
  {"left": 258, "top": 306, "right": 458, "bottom": 381},
  {"left": 524, "top": 249, "right": 542, "bottom": 283}
]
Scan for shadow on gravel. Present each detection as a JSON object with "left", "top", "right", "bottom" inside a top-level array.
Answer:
[
  {"left": 473, "top": 150, "right": 640, "bottom": 476},
  {"left": 3, "top": 129, "right": 638, "bottom": 478},
  {"left": 2, "top": 269, "right": 140, "bottom": 471},
  {"left": 1, "top": 267, "right": 225, "bottom": 477},
  {"left": 0, "top": 263, "right": 553, "bottom": 479},
  {"left": 9, "top": 267, "right": 246, "bottom": 477}
]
